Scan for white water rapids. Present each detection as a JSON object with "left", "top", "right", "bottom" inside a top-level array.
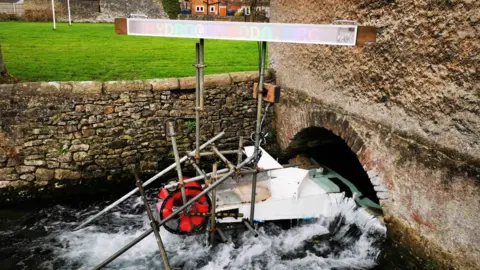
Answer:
[{"left": 26, "top": 195, "right": 386, "bottom": 270}]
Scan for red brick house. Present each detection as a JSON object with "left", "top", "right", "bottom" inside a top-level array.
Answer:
[{"left": 191, "top": 0, "right": 227, "bottom": 16}]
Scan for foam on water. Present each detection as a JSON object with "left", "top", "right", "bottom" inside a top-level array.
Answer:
[{"left": 46, "top": 196, "right": 385, "bottom": 270}]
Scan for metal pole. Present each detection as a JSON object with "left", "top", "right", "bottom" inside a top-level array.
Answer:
[
  {"left": 195, "top": 43, "right": 201, "bottom": 164},
  {"left": 73, "top": 131, "right": 225, "bottom": 231},
  {"left": 164, "top": 164, "right": 300, "bottom": 190},
  {"left": 250, "top": 41, "right": 267, "bottom": 224},
  {"left": 51, "top": 0, "right": 56, "bottom": 30},
  {"left": 237, "top": 136, "right": 243, "bottom": 166},
  {"left": 199, "top": 39, "right": 205, "bottom": 110},
  {"left": 134, "top": 174, "right": 171, "bottom": 270},
  {"left": 67, "top": 0, "right": 72, "bottom": 26},
  {"left": 211, "top": 145, "right": 235, "bottom": 170},
  {"left": 243, "top": 219, "right": 259, "bottom": 237},
  {"left": 188, "top": 150, "right": 238, "bottom": 157},
  {"left": 217, "top": 228, "right": 228, "bottom": 243},
  {"left": 188, "top": 157, "right": 208, "bottom": 181},
  {"left": 12, "top": 3, "right": 15, "bottom": 14},
  {"left": 167, "top": 120, "right": 187, "bottom": 207},
  {"left": 209, "top": 163, "right": 217, "bottom": 245},
  {"left": 164, "top": 168, "right": 229, "bottom": 190},
  {"left": 93, "top": 155, "right": 255, "bottom": 270}
]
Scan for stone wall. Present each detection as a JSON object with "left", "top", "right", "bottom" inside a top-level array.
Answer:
[
  {"left": 24, "top": 0, "right": 167, "bottom": 22},
  {"left": 269, "top": 0, "right": 479, "bottom": 269},
  {"left": 0, "top": 71, "right": 265, "bottom": 203},
  {"left": 178, "top": 14, "right": 245, "bottom": 22}
]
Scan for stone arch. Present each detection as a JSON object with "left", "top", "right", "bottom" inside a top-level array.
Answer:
[{"left": 276, "top": 109, "right": 390, "bottom": 207}]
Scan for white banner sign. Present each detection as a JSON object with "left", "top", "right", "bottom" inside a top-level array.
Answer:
[{"left": 126, "top": 19, "right": 358, "bottom": 46}]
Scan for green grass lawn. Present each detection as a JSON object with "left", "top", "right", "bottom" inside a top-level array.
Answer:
[{"left": 0, "top": 21, "right": 261, "bottom": 82}]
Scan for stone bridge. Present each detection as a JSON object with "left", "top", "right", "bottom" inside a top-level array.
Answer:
[{"left": 269, "top": 0, "right": 479, "bottom": 269}]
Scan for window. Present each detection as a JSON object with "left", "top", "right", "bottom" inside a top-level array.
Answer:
[
  {"left": 196, "top": 6, "right": 204, "bottom": 12},
  {"left": 209, "top": 6, "right": 215, "bottom": 13}
]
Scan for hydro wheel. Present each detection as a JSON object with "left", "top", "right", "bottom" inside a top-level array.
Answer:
[{"left": 159, "top": 187, "right": 212, "bottom": 235}]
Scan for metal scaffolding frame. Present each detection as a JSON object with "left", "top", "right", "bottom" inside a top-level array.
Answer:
[{"left": 74, "top": 38, "right": 268, "bottom": 270}]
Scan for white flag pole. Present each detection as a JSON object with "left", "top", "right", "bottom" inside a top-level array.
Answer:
[
  {"left": 51, "top": 0, "right": 56, "bottom": 30},
  {"left": 67, "top": 0, "right": 71, "bottom": 26}
]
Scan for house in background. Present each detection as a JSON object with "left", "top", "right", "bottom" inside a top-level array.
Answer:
[
  {"left": 189, "top": 0, "right": 269, "bottom": 18},
  {"left": 191, "top": 0, "right": 227, "bottom": 16}
]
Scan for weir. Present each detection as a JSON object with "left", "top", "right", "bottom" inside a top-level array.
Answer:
[{"left": 72, "top": 18, "right": 376, "bottom": 269}]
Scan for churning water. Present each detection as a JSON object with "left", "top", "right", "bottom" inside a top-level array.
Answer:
[{"left": 0, "top": 190, "right": 386, "bottom": 270}]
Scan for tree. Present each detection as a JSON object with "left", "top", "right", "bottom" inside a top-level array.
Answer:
[{"left": 162, "top": 0, "right": 180, "bottom": 19}]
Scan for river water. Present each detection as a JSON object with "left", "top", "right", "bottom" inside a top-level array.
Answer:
[{"left": 0, "top": 189, "right": 386, "bottom": 270}]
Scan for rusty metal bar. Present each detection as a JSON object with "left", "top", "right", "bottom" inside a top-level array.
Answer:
[
  {"left": 211, "top": 145, "right": 235, "bottom": 170},
  {"left": 237, "top": 136, "right": 243, "bottom": 166},
  {"left": 209, "top": 163, "right": 217, "bottom": 245},
  {"left": 167, "top": 120, "right": 187, "bottom": 207},
  {"left": 134, "top": 173, "right": 171, "bottom": 270},
  {"left": 243, "top": 219, "right": 259, "bottom": 237},
  {"left": 188, "top": 157, "right": 208, "bottom": 181},
  {"left": 188, "top": 150, "right": 238, "bottom": 157},
  {"left": 250, "top": 41, "right": 267, "bottom": 224},
  {"left": 217, "top": 228, "right": 228, "bottom": 243},
  {"left": 195, "top": 42, "right": 201, "bottom": 165},
  {"left": 199, "top": 39, "right": 205, "bottom": 110}
]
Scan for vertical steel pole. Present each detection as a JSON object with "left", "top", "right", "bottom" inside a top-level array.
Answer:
[
  {"left": 237, "top": 136, "right": 243, "bottom": 166},
  {"left": 199, "top": 39, "right": 205, "bottom": 110},
  {"left": 167, "top": 121, "right": 187, "bottom": 207},
  {"left": 209, "top": 163, "right": 217, "bottom": 245},
  {"left": 195, "top": 43, "right": 201, "bottom": 166},
  {"left": 134, "top": 174, "right": 171, "bottom": 270},
  {"left": 51, "top": 0, "right": 56, "bottom": 30},
  {"left": 67, "top": 0, "right": 72, "bottom": 26},
  {"left": 249, "top": 41, "right": 267, "bottom": 225}
]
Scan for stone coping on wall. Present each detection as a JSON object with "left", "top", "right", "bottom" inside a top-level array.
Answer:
[{"left": 0, "top": 71, "right": 270, "bottom": 95}]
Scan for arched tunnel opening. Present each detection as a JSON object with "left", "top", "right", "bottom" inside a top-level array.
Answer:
[{"left": 284, "top": 127, "right": 381, "bottom": 207}]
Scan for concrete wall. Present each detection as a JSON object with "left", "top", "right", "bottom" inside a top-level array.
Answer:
[
  {"left": 269, "top": 0, "right": 479, "bottom": 268},
  {"left": 0, "top": 71, "right": 266, "bottom": 203}
]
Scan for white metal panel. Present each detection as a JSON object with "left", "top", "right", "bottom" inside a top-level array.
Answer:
[
  {"left": 217, "top": 193, "right": 345, "bottom": 223},
  {"left": 126, "top": 19, "right": 358, "bottom": 46},
  {"left": 244, "top": 146, "right": 283, "bottom": 170}
]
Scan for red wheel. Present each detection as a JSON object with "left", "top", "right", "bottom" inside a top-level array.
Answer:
[{"left": 159, "top": 186, "right": 211, "bottom": 235}]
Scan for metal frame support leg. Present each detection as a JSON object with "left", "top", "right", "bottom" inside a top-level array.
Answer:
[
  {"left": 167, "top": 120, "right": 187, "bottom": 206},
  {"left": 250, "top": 41, "right": 267, "bottom": 225},
  {"left": 199, "top": 39, "right": 205, "bottom": 110},
  {"left": 209, "top": 163, "right": 217, "bottom": 245},
  {"left": 217, "top": 228, "right": 228, "bottom": 243},
  {"left": 134, "top": 173, "right": 171, "bottom": 270},
  {"left": 212, "top": 145, "right": 235, "bottom": 170},
  {"left": 243, "top": 219, "right": 259, "bottom": 237},
  {"left": 195, "top": 43, "right": 201, "bottom": 164},
  {"left": 237, "top": 136, "right": 243, "bottom": 166}
]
